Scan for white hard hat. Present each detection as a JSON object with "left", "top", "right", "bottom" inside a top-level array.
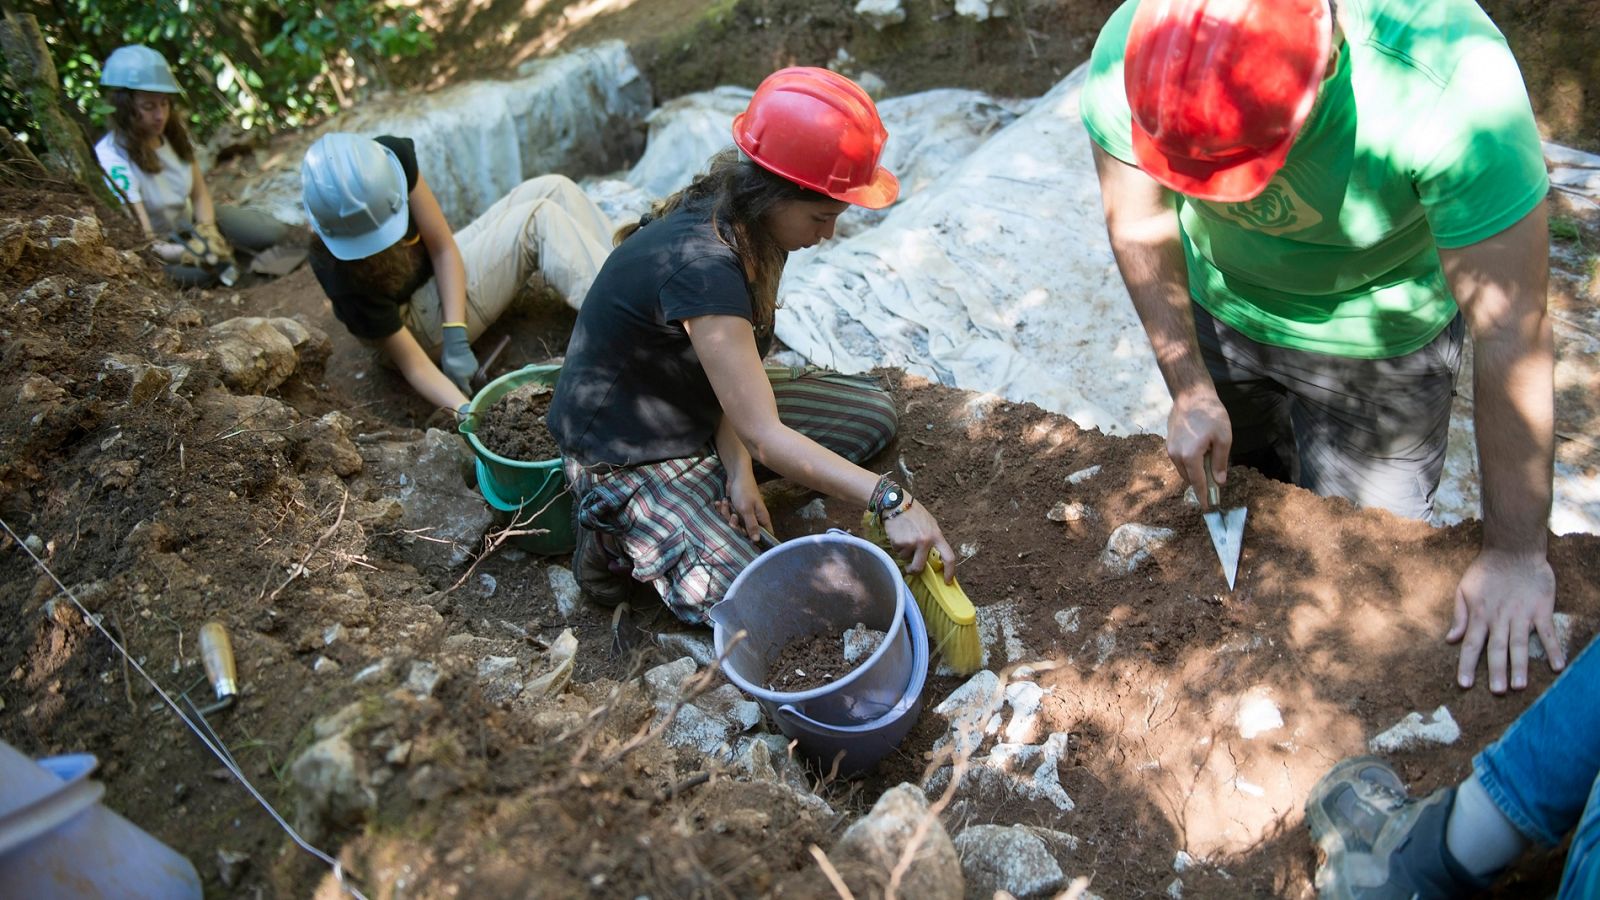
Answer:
[
  {"left": 100, "top": 45, "right": 180, "bottom": 94},
  {"left": 301, "top": 134, "right": 410, "bottom": 261}
]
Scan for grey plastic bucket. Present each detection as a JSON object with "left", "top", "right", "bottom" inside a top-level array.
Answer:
[
  {"left": 774, "top": 602, "right": 929, "bottom": 775},
  {"left": 708, "top": 530, "right": 928, "bottom": 770},
  {"left": 0, "top": 740, "right": 202, "bottom": 898}
]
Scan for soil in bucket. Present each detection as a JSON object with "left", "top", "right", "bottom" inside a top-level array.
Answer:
[
  {"left": 474, "top": 382, "right": 561, "bottom": 461},
  {"left": 766, "top": 622, "right": 887, "bottom": 692}
]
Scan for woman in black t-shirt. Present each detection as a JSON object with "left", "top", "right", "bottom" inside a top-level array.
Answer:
[
  {"left": 548, "top": 67, "right": 958, "bottom": 624},
  {"left": 302, "top": 133, "right": 612, "bottom": 414}
]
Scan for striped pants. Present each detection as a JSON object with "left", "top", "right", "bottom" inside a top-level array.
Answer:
[{"left": 567, "top": 368, "right": 897, "bottom": 624}]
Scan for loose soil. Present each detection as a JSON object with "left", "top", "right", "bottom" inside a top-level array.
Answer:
[
  {"left": 473, "top": 382, "right": 560, "bottom": 462},
  {"left": 767, "top": 630, "right": 853, "bottom": 693},
  {"left": 5, "top": 4, "right": 1600, "bottom": 899}
]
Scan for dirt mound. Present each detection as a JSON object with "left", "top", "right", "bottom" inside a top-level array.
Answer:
[{"left": 5, "top": 188, "right": 1599, "bottom": 897}]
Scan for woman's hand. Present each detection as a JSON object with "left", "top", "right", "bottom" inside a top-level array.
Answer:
[
  {"left": 719, "top": 467, "right": 771, "bottom": 543},
  {"left": 885, "top": 502, "right": 957, "bottom": 583}
]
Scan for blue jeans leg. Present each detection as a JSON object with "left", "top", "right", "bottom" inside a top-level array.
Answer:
[
  {"left": 1473, "top": 635, "right": 1600, "bottom": 850},
  {"left": 1557, "top": 771, "right": 1600, "bottom": 900}
]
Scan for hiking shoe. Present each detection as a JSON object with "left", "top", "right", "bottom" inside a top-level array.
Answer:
[
  {"left": 573, "top": 525, "right": 633, "bottom": 607},
  {"left": 1306, "top": 756, "right": 1492, "bottom": 900}
]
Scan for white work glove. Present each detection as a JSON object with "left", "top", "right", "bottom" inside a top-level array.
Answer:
[{"left": 439, "top": 324, "right": 478, "bottom": 394}]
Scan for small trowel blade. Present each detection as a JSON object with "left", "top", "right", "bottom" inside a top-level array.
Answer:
[{"left": 1203, "top": 506, "right": 1247, "bottom": 590}]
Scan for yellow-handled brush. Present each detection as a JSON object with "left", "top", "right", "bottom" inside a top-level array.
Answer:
[{"left": 862, "top": 512, "right": 981, "bottom": 674}]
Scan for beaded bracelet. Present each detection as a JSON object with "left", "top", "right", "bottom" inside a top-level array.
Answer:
[
  {"left": 868, "top": 472, "right": 895, "bottom": 512},
  {"left": 880, "top": 496, "right": 914, "bottom": 522}
]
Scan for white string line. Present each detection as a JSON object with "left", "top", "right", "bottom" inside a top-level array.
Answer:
[{"left": 1, "top": 517, "right": 371, "bottom": 900}]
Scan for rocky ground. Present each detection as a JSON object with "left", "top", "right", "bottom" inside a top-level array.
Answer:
[{"left": 4, "top": 2, "right": 1600, "bottom": 898}]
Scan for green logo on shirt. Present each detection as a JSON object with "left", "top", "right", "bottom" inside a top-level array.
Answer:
[
  {"left": 1213, "top": 181, "right": 1322, "bottom": 235},
  {"left": 109, "top": 165, "right": 131, "bottom": 192}
]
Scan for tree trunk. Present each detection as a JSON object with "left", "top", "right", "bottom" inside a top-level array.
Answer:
[
  {"left": 0, "top": 10, "right": 119, "bottom": 206},
  {"left": 0, "top": 125, "right": 49, "bottom": 187}
]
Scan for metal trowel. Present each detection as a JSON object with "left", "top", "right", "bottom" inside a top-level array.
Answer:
[{"left": 1200, "top": 452, "right": 1246, "bottom": 590}]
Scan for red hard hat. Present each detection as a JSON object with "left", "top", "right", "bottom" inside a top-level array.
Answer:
[
  {"left": 1125, "top": 0, "right": 1332, "bottom": 202},
  {"left": 732, "top": 67, "right": 900, "bottom": 210}
]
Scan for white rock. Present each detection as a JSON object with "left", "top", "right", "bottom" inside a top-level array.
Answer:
[
  {"left": 930, "top": 732, "right": 1075, "bottom": 812},
  {"left": 934, "top": 670, "right": 1003, "bottom": 720},
  {"left": 932, "top": 669, "right": 1004, "bottom": 759},
  {"left": 547, "top": 565, "right": 581, "bottom": 619},
  {"left": 1093, "top": 630, "right": 1117, "bottom": 667},
  {"left": 963, "top": 598, "right": 1029, "bottom": 671},
  {"left": 288, "top": 734, "right": 374, "bottom": 839},
  {"left": 312, "top": 656, "right": 340, "bottom": 675},
  {"left": 955, "top": 824, "right": 1063, "bottom": 898},
  {"left": 854, "top": 0, "right": 906, "bottom": 30},
  {"left": 322, "top": 624, "right": 346, "bottom": 646},
  {"left": 1054, "top": 607, "right": 1081, "bottom": 634},
  {"left": 1066, "top": 465, "right": 1102, "bottom": 485},
  {"left": 842, "top": 623, "right": 888, "bottom": 664},
  {"left": 476, "top": 655, "right": 524, "bottom": 705},
  {"left": 644, "top": 657, "right": 698, "bottom": 703},
  {"left": 1100, "top": 523, "right": 1175, "bottom": 574},
  {"left": 1047, "top": 500, "right": 1093, "bottom": 522},
  {"left": 1002, "top": 680, "right": 1045, "bottom": 744},
  {"left": 1019, "top": 825, "right": 1080, "bottom": 854},
  {"left": 1173, "top": 850, "right": 1197, "bottom": 873},
  {"left": 797, "top": 498, "right": 829, "bottom": 520},
  {"left": 658, "top": 703, "right": 738, "bottom": 756},
  {"left": 954, "top": 0, "right": 1007, "bottom": 21},
  {"left": 404, "top": 660, "right": 443, "bottom": 699},
  {"left": 856, "top": 71, "right": 888, "bottom": 99},
  {"left": 1530, "top": 612, "right": 1575, "bottom": 661},
  {"left": 835, "top": 784, "right": 963, "bottom": 900},
  {"left": 351, "top": 657, "right": 392, "bottom": 685},
  {"left": 1235, "top": 690, "right": 1284, "bottom": 740},
  {"left": 1369, "top": 706, "right": 1461, "bottom": 753},
  {"left": 1167, "top": 877, "right": 1185, "bottom": 898},
  {"left": 656, "top": 632, "right": 716, "bottom": 667}
]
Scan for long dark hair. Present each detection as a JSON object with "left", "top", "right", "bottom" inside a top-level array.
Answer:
[
  {"left": 107, "top": 88, "right": 194, "bottom": 174},
  {"left": 617, "top": 147, "right": 829, "bottom": 337},
  {"left": 309, "top": 234, "right": 423, "bottom": 302}
]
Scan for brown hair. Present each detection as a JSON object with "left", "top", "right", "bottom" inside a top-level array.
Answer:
[
  {"left": 107, "top": 88, "right": 194, "bottom": 174},
  {"left": 616, "top": 147, "right": 829, "bottom": 338},
  {"left": 309, "top": 234, "right": 425, "bottom": 303}
]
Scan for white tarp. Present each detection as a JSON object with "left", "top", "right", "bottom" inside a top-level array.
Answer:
[
  {"left": 227, "top": 41, "right": 650, "bottom": 231},
  {"left": 598, "top": 85, "right": 1030, "bottom": 224},
  {"left": 777, "top": 67, "right": 1171, "bottom": 437}
]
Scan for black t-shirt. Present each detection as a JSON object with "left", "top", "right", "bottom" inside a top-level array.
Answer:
[
  {"left": 548, "top": 204, "right": 773, "bottom": 467},
  {"left": 307, "top": 135, "right": 432, "bottom": 340}
]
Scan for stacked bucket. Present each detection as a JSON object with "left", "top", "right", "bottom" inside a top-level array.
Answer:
[
  {"left": 708, "top": 531, "right": 930, "bottom": 775},
  {"left": 459, "top": 363, "right": 575, "bottom": 555}
]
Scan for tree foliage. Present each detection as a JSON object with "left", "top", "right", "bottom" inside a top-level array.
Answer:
[{"left": 2, "top": 0, "right": 432, "bottom": 148}]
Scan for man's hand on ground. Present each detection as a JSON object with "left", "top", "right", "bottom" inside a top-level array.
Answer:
[{"left": 1448, "top": 549, "right": 1562, "bottom": 693}]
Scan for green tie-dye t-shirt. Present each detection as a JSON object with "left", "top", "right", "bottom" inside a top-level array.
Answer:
[{"left": 1081, "top": 0, "right": 1548, "bottom": 359}]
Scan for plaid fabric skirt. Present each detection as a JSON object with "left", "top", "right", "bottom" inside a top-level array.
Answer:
[{"left": 566, "top": 368, "right": 896, "bottom": 624}]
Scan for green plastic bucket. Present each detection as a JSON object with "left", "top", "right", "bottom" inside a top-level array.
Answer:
[
  {"left": 475, "top": 459, "right": 574, "bottom": 554},
  {"left": 460, "top": 364, "right": 575, "bottom": 555}
]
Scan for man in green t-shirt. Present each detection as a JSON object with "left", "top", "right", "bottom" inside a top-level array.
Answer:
[{"left": 1082, "top": 0, "right": 1561, "bottom": 695}]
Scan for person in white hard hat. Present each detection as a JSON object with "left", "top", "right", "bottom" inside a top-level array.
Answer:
[
  {"left": 93, "top": 45, "right": 291, "bottom": 286},
  {"left": 300, "top": 132, "right": 613, "bottom": 415}
]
